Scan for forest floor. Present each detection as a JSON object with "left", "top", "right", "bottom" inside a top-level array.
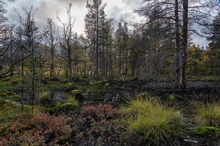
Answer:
[
  {"left": 70, "top": 79, "right": 220, "bottom": 146},
  {"left": 76, "top": 79, "right": 220, "bottom": 104},
  {"left": 0, "top": 78, "right": 220, "bottom": 145}
]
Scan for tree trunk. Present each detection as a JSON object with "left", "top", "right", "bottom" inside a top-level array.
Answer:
[
  {"left": 31, "top": 47, "right": 36, "bottom": 113},
  {"left": 95, "top": 5, "right": 99, "bottom": 78},
  {"left": 50, "top": 46, "right": 55, "bottom": 79},
  {"left": 21, "top": 49, "right": 24, "bottom": 110},
  {"left": 68, "top": 46, "right": 72, "bottom": 81},
  {"left": 175, "top": 0, "right": 181, "bottom": 88},
  {"left": 181, "top": 0, "right": 188, "bottom": 89}
]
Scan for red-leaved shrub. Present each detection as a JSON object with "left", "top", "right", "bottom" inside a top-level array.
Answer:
[
  {"left": 0, "top": 112, "right": 71, "bottom": 145},
  {"left": 70, "top": 104, "right": 126, "bottom": 145}
]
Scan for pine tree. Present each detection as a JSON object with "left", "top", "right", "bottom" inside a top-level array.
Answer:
[{"left": 85, "top": 0, "right": 107, "bottom": 78}]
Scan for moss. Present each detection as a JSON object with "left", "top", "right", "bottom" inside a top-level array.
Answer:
[
  {"left": 7, "top": 94, "right": 21, "bottom": 101},
  {"left": 193, "top": 126, "right": 220, "bottom": 136},
  {"left": 66, "top": 82, "right": 74, "bottom": 87},
  {"left": 67, "top": 96, "right": 79, "bottom": 107},
  {"left": 71, "top": 89, "right": 81, "bottom": 95},
  {"left": 187, "top": 76, "right": 220, "bottom": 81},
  {"left": 8, "top": 78, "right": 22, "bottom": 85},
  {"left": 44, "top": 97, "right": 79, "bottom": 114},
  {"left": 104, "top": 83, "right": 109, "bottom": 88},
  {"left": 39, "top": 91, "right": 50, "bottom": 100},
  {"left": 39, "top": 97, "right": 55, "bottom": 108},
  {"left": 169, "top": 95, "right": 175, "bottom": 102},
  {"left": 0, "top": 91, "right": 17, "bottom": 97},
  {"left": 45, "top": 102, "right": 78, "bottom": 114}
]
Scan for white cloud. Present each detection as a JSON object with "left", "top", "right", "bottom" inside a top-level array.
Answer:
[
  {"left": 6, "top": 0, "right": 143, "bottom": 34},
  {"left": 5, "top": 0, "right": 210, "bottom": 46}
]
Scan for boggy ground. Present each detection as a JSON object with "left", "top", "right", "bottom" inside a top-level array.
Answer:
[
  {"left": 1, "top": 79, "right": 220, "bottom": 146},
  {"left": 61, "top": 79, "right": 220, "bottom": 146},
  {"left": 81, "top": 80, "right": 220, "bottom": 105}
]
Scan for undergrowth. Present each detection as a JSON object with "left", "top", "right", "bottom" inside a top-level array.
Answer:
[{"left": 120, "top": 96, "right": 184, "bottom": 145}]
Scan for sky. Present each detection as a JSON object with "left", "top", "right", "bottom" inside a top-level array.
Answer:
[
  {"left": 5, "top": 0, "right": 210, "bottom": 47},
  {"left": 6, "top": 0, "right": 143, "bottom": 33}
]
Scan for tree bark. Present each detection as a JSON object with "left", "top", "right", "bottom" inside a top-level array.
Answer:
[
  {"left": 181, "top": 0, "right": 188, "bottom": 89},
  {"left": 175, "top": 0, "right": 181, "bottom": 88}
]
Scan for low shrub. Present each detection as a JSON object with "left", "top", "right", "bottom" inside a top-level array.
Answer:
[
  {"left": 69, "top": 104, "right": 126, "bottom": 145},
  {"left": 0, "top": 112, "right": 71, "bottom": 145},
  {"left": 120, "top": 97, "right": 183, "bottom": 145}
]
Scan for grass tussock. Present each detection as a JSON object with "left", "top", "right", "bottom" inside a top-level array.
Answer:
[
  {"left": 120, "top": 97, "right": 183, "bottom": 144},
  {"left": 195, "top": 102, "right": 220, "bottom": 127}
]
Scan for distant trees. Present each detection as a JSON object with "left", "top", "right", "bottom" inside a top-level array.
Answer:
[
  {"left": 136, "top": 0, "right": 219, "bottom": 88},
  {"left": 207, "top": 13, "right": 220, "bottom": 75},
  {"left": 187, "top": 44, "right": 204, "bottom": 75},
  {"left": 115, "top": 22, "right": 129, "bottom": 78},
  {"left": 85, "top": 0, "right": 112, "bottom": 78},
  {"left": 0, "top": 0, "right": 219, "bottom": 87}
]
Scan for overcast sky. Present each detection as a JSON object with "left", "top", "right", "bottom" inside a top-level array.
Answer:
[
  {"left": 6, "top": 0, "right": 142, "bottom": 33},
  {"left": 6, "top": 0, "right": 209, "bottom": 47}
]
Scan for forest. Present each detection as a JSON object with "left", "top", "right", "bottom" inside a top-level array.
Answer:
[{"left": 0, "top": 0, "right": 220, "bottom": 145}]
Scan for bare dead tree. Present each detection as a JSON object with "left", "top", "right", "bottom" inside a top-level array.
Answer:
[
  {"left": 136, "top": 0, "right": 218, "bottom": 89},
  {"left": 44, "top": 18, "right": 59, "bottom": 79},
  {"left": 17, "top": 6, "right": 39, "bottom": 113},
  {"left": 57, "top": 3, "right": 76, "bottom": 81}
]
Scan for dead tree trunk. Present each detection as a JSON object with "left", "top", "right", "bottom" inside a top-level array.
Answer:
[{"left": 180, "top": 0, "right": 188, "bottom": 89}]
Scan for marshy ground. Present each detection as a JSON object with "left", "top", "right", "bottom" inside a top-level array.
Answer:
[{"left": 0, "top": 78, "right": 220, "bottom": 145}]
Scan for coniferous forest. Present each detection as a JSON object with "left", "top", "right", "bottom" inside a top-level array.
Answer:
[{"left": 0, "top": 0, "right": 220, "bottom": 145}]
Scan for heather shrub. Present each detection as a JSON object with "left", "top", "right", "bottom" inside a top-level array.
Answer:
[
  {"left": 0, "top": 112, "right": 71, "bottom": 145},
  {"left": 70, "top": 104, "right": 126, "bottom": 145}
]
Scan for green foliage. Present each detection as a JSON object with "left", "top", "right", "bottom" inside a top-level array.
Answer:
[
  {"left": 120, "top": 97, "right": 183, "bottom": 144},
  {"left": 169, "top": 95, "right": 175, "bottom": 102},
  {"left": 71, "top": 89, "right": 81, "bottom": 95},
  {"left": 193, "top": 126, "right": 220, "bottom": 136},
  {"left": 7, "top": 94, "right": 21, "bottom": 101},
  {"left": 89, "top": 80, "right": 101, "bottom": 86},
  {"left": 195, "top": 102, "right": 220, "bottom": 127},
  {"left": 39, "top": 91, "right": 50, "bottom": 100},
  {"left": 0, "top": 89, "right": 21, "bottom": 102},
  {"left": 39, "top": 92, "right": 54, "bottom": 108},
  {"left": 55, "top": 101, "right": 62, "bottom": 107},
  {"left": 187, "top": 76, "right": 220, "bottom": 81},
  {"left": 104, "top": 83, "right": 109, "bottom": 88},
  {"left": 86, "top": 81, "right": 105, "bottom": 98},
  {"left": 67, "top": 96, "right": 79, "bottom": 107},
  {"left": 66, "top": 82, "right": 74, "bottom": 87},
  {"left": 44, "top": 96, "right": 79, "bottom": 114},
  {"left": 37, "top": 81, "right": 76, "bottom": 92}
]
